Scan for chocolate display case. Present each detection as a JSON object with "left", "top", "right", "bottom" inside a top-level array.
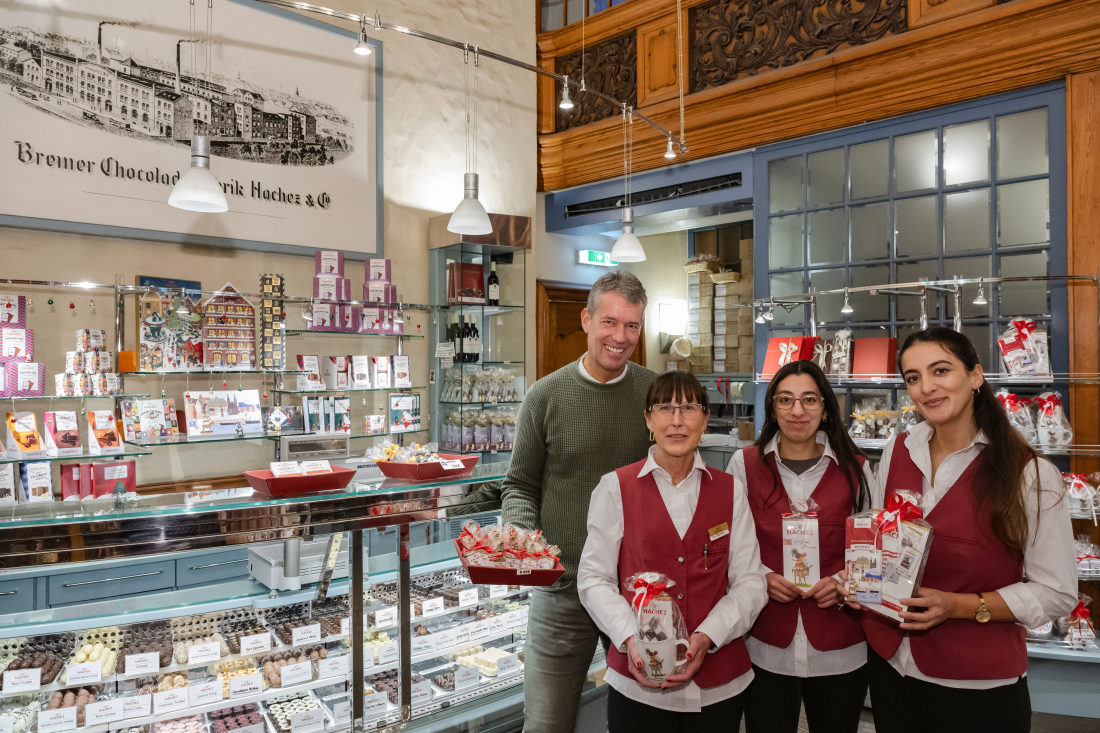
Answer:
[{"left": 0, "top": 467, "right": 608, "bottom": 732}]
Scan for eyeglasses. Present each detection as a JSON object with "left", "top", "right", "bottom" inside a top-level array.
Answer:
[
  {"left": 773, "top": 395, "right": 824, "bottom": 411},
  {"left": 649, "top": 403, "right": 706, "bottom": 417}
]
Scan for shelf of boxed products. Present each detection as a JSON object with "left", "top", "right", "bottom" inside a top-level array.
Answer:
[
  {"left": 439, "top": 401, "right": 522, "bottom": 406},
  {"left": 7, "top": 395, "right": 152, "bottom": 402},
  {"left": 124, "top": 430, "right": 312, "bottom": 448},
  {"left": 271, "top": 386, "right": 426, "bottom": 396},
  {"left": 440, "top": 304, "right": 524, "bottom": 314},
  {"left": 0, "top": 449, "right": 152, "bottom": 466},
  {"left": 255, "top": 428, "right": 431, "bottom": 442},
  {"left": 284, "top": 331, "right": 424, "bottom": 339}
]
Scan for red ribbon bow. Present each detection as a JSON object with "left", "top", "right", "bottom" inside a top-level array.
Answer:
[
  {"left": 1013, "top": 320, "right": 1038, "bottom": 339},
  {"left": 1036, "top": 395, "right": 1062, "bottom": 415},
  {"left": 997, "top": 393, "right": 1021, "bottom": 410},
  {"left": 1077, "top": 555, "right": 1099, "bottom": 563},
  {"left": 876, "top": 493, "right": 923, "bottom": 533},
  {"left": 631, "top": 578, "right": 667, "bottom": 611},
  {"left": 1071, "top": 600, "right": 1091, "bottom": 621}
]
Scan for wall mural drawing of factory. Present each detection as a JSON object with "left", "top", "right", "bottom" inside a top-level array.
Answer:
[{"left": 0, "top": 19, "right": 354, "bottom": 166}]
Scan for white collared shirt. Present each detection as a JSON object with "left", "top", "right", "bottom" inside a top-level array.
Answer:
[
  {"left": 727, "top": 432, "right": 877, "bottom": 678},
  {"left": 578, "top": 353, "right": 628, "bottom": 385},
  {"left": 874, "top": 421, "right": 1077, "bottom": 689},
  {"left": 578, "top": 446, "right": 767, "bottom": 712}
]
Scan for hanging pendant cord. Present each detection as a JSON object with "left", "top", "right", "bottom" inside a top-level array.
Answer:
[
  {"left": 189, "top": 0, "right": 196, "bottom": 83},
  {"left": 473, "top": 47, "right": 479, "bottom": 176},
  {"left": 463, "top": 44, "right": 469, "bottom": 175},
  {"left": 676, "top": 0, "right": 684, "bottom": 148}
]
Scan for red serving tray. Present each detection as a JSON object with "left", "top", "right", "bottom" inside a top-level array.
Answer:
[
  {"left": 453, "top": 538, "right": 566, "bottom": 587},
  {"left": 374, "top": 454, "right": 479, "bottom": 480},
  {"left": 244, "top": 466, "right": 357, "bottom": 497}
]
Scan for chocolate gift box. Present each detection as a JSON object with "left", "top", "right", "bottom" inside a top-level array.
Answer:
[
  {"left": 351, "top": 355, "right": 373, "bottom": 389},
  {"left": 6, "top": 411, "right": 46, "bottom": 459},
  {"left": 321, "top": 356, "right": 351, "bottom": 390},
  {"left": 76, "top": 329, "right": 107, "bottom": 353},
  {"left": 87, "top": 410, "right": 123, "bottom": 456},
  {"left": 366, "top": 259, "right": 392, "bottom": 283},
  {"left": 55, "top": 373, "right": 73, "bottom": 397},
  {"left": 0, "top": 295, "right": 27, "bottom": 329},
  {"left": 2, "top": 362, "right": 45, "bottom": 397},
  {"left": 295, "top": 355, "right": 323, "bottom": 391},
  {"left": 850, "top": 337, "right": 898, "bottom": 379},
  {"left": 315, "top": 250, "right": 344, "bottom": 276},
  {"left": 1, "top": 328, "right": 32, "bottom": 363},
  {"left": 338, "top": 304, "right": 359, "bottom": 333},
  {"left": 783, "top": 514, "right": 820, "bottom": 590},
  {"left": 92, "top": 460, "right": 136, "bottom": 497},
  {"left": 313, "top": 275, "right": 352, "bottom": 302},
  {"left": 359, "top": 306, "right": 386, "bottom": 335},
  {"left": 308, "top": 303, "right": 340, "bottom": 333},
  {"left": 59, "top": 462, "right": 84, "bottom": 500},
  {"left": 761, "top": 336, "right": 819, "bottom": 378},
  {"left": 0, "top": 464, "right": 13, "bottom": 505},
  {"left": 82, "top": 350, "right": 113, "bottom": 374},
  {"left": 18, "top": 462, "right": 53, "bottom": 503},
  {"left": 845, "top": 513, "right": 883, "bottom": 604},
  {"left": 43, "top": 411, "right": 82, "bottom": 457},
  {"left": 365, "top": 283, "right": 398, "bottom": 304}
]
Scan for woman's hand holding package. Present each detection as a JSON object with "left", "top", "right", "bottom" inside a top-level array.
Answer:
[
  {"left": 659, "top": 632, "right": 712, "bottom": 690},
  {"left": 766, "top": 572, "right": 801, "bottom": 603},
  {"left": 805, "top": 576, "right": 847, "bottom": 609},
  {"left": 624, "top": 636, "right": 663, "bottom": 689}
]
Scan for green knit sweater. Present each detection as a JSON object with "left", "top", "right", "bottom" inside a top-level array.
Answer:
[{"left": 501, "top": 359, "right": 655, "bottom": 581}]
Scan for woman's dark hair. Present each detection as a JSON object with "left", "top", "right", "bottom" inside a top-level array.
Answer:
[
  {"left": 899, "top": 327, "right": 1043, "bottom": 559},
  {"left": 646, "top": 371, "right": 710, "bottom": 413},
  {"left": 756, "top": 360, "right": 870, "bottom": 513}
]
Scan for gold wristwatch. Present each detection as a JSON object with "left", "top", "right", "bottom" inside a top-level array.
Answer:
[{"left": 974, "top": 593, "right": 991, "bottom": 623}]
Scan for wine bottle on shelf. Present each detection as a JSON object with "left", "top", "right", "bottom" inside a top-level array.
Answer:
[
  {"left": 462, "top": 316, "right": 475, "bottom": 364},
  {"left": 469, "top": 316, "right": 481, "bottom": 364},
  {"left": 487, "top": 262, "right": 500, "bottom": 306},
  {"left": 452, "top": 313, "right": 464, "bottom": 364}
]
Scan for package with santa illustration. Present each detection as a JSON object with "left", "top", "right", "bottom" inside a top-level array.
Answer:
[
  {"left": 783, "top": 498, "right": 820, "bottom": 590},
  {"left": 623, "top": 571, "right": 692, "bottom": 684}
]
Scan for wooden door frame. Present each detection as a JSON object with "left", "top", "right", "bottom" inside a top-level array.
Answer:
[{"left": 536, "top": 279, "right": 647, "bottom": 379}]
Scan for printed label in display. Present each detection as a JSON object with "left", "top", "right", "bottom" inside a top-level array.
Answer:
[
  {"left": 123, "top": 695, "right": 151, "bottom": 719},
  {"left": 504, "top": 610, "right": 523, "bottom": 629},
  {"left": 470, "top": 620, "right": 489, "bottom": 639},
  {"left": 2, "top": 667, "right": 41, "bottom": 692},
  {"left": 0, "top": 715, "right": 11, "bottom": 733},
  {"left": 496, "top": 653, "right": 520, "bottom": 677},
  {"left": 188, "top": 641, "right": 221, "bottom": 664},
  {"left": 411, "top": 635, "right": 436, "bottom": 656},
  {"left": 458, "top": 588, "right": 479, "bottom": 608},
  {"left": 93, "top": 411, "right": 114, "bottom": 430},
  {"left": 341, "top": 617, "right": 350, "bottom": 636},
  {"left": 125, "top": 652, "right": 159, "bottom": 674},
  {"left": 455, "top": 666, "right": 480, "bottom": 691},
  {"left": 454, "top": 625, "right": 471, "bottom": 644},
  {"left": 230, "top": 673, "right": 263, "bottom": 699},
  {"left": 410, "top": 680, "right": 432, "bottom": 707},
  {"left": 291, "top": 623, "right": 321, "bottom": 646},
  {"left": 378, "top": 641, "right": 399, "bottom": 664},
  {"left": 374, "top": 606, "right": 396, "bottom": 627},
  {"left": 38, "top": 707, "right": 77, "bottom": 733},
  {"left": 521, "top": 606, "right": 530, "bottom": 622},
  {"left": 65, "top": 661, "right": 101, "bottom": 685},
  {"left": 86, "top": 699, "right": 124, "bottom": 725},
  {"left": 333, "top": 702, "right": 351, "bottom": 727},
  {"left": 269, "top": 462, "right": 301, "bottom": 477},
  {"left": 435, "top": 628, "right": 456, "bottom": 648},
  {"left": 439, "top": 459, "right": 465, "bottom": 470},
  {"left": 489, "top": 616, "right": 507, "bottom": 633},
  {"left": 489, "top": 585, "right": 508, "bottom": 599},
  {"left": 421, "top": 597, "right": 445, "bottom": 617},
  {"left": 281, "top": 661, "right": 312, "bottom": 687},
  {"left": 189, "top": 680, "right": 223, "bottom": 707},
  {"left": 154, "top": 689, "right": 189, "bottom": 716},
  {"left": 364, "top": 692, "right": 388, "bottom": 718},
  {"left": 318, "top": 656, "right": 348, "bottom": 679},
  {"left": 290, "top": 710, "right": 324, "bottom": 733},
  {"left": 240, "top": 633, "right": 272, "bottom": 655},
  {"left": 103, "top": 464, "right": 128, "bottom": 480}
]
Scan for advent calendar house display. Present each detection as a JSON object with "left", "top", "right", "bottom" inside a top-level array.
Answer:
[
  {"left": 140, "top": 294, "right": 204, "bottom": 372},
  {"left": 202, "top": 283, "right": 257, "bottom": 371}
]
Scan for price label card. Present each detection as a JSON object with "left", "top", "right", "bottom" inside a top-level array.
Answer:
[
  {"left": 86, "top": 699, "right": 124, "bottom": 725},
  {"left": 435, "top": 628, "right": 456, "bottom": 649},
  {"left": 291, "top": 624, "right": 321, "bottom": 646},
  {"left": 333, "top": 701, "right": 351, "bottom": 727},
  {"left": 65, "top": 661, "right": 101, "bottom": 685},
  {"left": 300, "top": 460, "right": 332, "bottom": 475},
  {"left": 489, "top": 615, "right": 507, "bottom": 633},
  {"left": 230, "top": 673, "right": 263, "bottom": 699},
  {"left": 435, "top": 343, "right": 456, "bottom": 359},
  {"left": 0, "top": 715, "right": 11, "bottom": 733},
  {"left": 411, "top": 635, "right": 436, "bottom": 656},
  {"left": 125, "top": 652, "right": 160, "bottom": 674},
  {"left": 123, "top": 694, "right": 151, "bottom": 719},
  {"left": 189, "top": 680, "right": 223, "bottom": 707},
  {"left": 410, "top": 680, "right": 432, "bottom": 706},
  {"left": 239, "top": 725, "right": 265, "bottom": 733},
  {"left": 470, "top": 620, "right": 489, "bottom": 639},
  {"left": 504, "top": 610, "right": 523, "bottom": 629},
  {"left": 188, "top": 641, "right": 221, "bottom": 664},
  {"left": 489, "top": 585, "right": 508, "bottom": 599},
  {"left": 240, "top": 633, "right": 272, "bottom": 655},
  {"left": 516, "top": 569, "right": 532, "bottom": 576},
  {"left": 374, "top": 607, "right": 397, "bottom": 628},
  {"left": 378, "top": 641, "right": 399, "bottom": 664},
  {"left": 2, "top": 667, "right": 40, "bottom": 692},
  {"left": 364, "top": 692, "right": 388, "bottom": 718},
  {"left": 341, "top": 617, "right": 350, "bottom": 636},
  {"left": 421, "top": 597, "right": 445, "bottom": 617},
  {"left": 496, "top": 653, "right": 520, "bottom": 677},
  {"left": 154, "top": 689, "right": 189, "bottom": 716},
  {"left": 38, "top": 707, "right": 77, "bottom": 733},
  {"left": 269, "top": 461, "right": 302, "bottom": 477},
  {"left": 454, "top": 624, "right": 471, "bottom": 644},
  {"left": 290, "top": 709, "right": 324, "bottom": 733},
  {"left": 458, "top": 588, "right": 479, "bottom": 608},
  {"left": 439, "top": 459, "right": 465, "bottom": 470},
  {"left": 318, "top": 655, "right": 349, "bottom": 679},
  {"left": 455, "top": 666, "right": 480, "bottom": 691},
  {"left": 281, "top": 660, "right": 312, "bottom": 687}
]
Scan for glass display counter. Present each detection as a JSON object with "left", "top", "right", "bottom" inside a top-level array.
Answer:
[{"left": 0, "top": 465, "right": 605, "bottom": 732}]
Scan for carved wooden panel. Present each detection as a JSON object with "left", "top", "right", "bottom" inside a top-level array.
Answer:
[
  {"left": 554, "top": 31, "right": 637, "bottom": 132},
  {"left": 689, "top": 0, "right": 907, "bottom": 93},
  {"left": 909, "top": 0, "right": 995, "bottom": 27}
]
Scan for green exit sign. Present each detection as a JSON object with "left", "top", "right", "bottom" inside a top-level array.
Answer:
[{"left": 579, "top": 250, "right": 618, "bottom": 266}]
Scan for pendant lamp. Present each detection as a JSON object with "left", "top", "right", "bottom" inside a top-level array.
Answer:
[
  {"left": 448, "top": 172, "right": 492, "bottom": 235},
  {"left": 610, "top": 207, "right": 645, "bottom": 262},
  {"left": 169, "top": 136, "right": 228, "bottom": 213}
]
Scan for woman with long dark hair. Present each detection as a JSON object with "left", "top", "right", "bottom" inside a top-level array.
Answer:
[
  {"left": 728, "top": 360, "right": 875, "bottom": 733},
  {"left": 863, "top": 327, "right": 1076, "bottom": 733}
]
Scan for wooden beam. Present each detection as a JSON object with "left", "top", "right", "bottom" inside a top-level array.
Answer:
[{"left": 538, "top": 0, "right": 1100, "bottom": 191}]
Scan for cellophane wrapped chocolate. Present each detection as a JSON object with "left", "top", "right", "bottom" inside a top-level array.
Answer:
[
  {"left": 997, "top": 390, "right": 1037, "bottom": 444},
  {"left": 1075, "top": 534, "right": 1100, "bottom": 579},
  {"left": 1034, "top": 391, "right": 1072, "bottom": 448},
  {"left": 896, "top": 395, "right": 924, "bottom": 435},
  {"left": 457, "top": 520, "right": 561, "bottom": 570},
  {"left": 623, "top": 572, "right": 691, "bottom": 683},
  {"left": 1064, "top": 473, "right": 1097, "bottom": 519},
  {"left": 1061, "top": 594, "right": 1098, "bottom": 651},
  {"left": 783, "top": 498, "right": 820, "bottom": 591}
]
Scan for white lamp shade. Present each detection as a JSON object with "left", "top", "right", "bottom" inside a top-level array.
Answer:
[
  {"left": 448, "top": 195, "right": 492, "bottom": 235},
  {"left": 610, "top": 230, "right": 645, "bottom": 262},
  {"left": 168, "top": 166, "right": 228, "bottom": 213}
]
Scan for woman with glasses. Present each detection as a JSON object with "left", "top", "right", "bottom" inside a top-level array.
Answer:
[
  {"left": 727, "top": 360, "right": 875, "bottom": 733},
  {"left": 578, "top": 370, "right": 767, "bottom": 731}
]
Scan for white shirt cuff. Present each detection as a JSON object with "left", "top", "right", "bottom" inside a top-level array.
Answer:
[
  {"left": 694, "top": 616, "right": 734, "bottom": 651},
  {"left": 997, "top": 582, "right": 1048, "bottom": 629},
  {"left": 610, "top": 618, "right": 636, "bottom": 653}
]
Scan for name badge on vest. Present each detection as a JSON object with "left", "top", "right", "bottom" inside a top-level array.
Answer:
[{"left": 708, "top": 522, "right": 730, "bottom": 541}]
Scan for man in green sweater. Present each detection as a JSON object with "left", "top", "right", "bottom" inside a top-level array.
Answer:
[{"left": 504, "top": 271, "right": 655, "bottom": 733}]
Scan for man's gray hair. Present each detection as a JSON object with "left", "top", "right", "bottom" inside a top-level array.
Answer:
[{"left": 587, "top": 270, "right": 648, "bottom": 316}]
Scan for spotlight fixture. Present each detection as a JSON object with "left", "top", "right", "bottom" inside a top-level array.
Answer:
[
  {"left": 559, "top": 75, "right": 574, "bottom": 111},
  {"left": 973, "top": 278, "right": 988, "bottom": 305},
  {"left": 610, "top": 207, "right": 645, "bottom": 263},
  {"left": 354, "top": 18, "right": 372, "bottom": 55},
  {"left": 755, "top": 308, "right": 765, "bottom": 324},
  {"left": 168, "top": 136, "right": 228, "bottom": 213},
  {"left": 840, "top": 288, "right": 854, "bottom": 314},
  {"left": 764, "top": 300, "right": 774, "bottom": 321},
  {"left": 664, "top": 136, "right": 676, "bottom": 159}
]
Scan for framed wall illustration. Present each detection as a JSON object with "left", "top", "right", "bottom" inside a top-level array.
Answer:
[{"left": 0, "top": 0, "right": 384, "bottom": 258}]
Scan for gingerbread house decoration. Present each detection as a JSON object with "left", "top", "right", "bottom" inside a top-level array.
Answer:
[{"left": 202, "top": 282, "right": 257, "bottom": 371}]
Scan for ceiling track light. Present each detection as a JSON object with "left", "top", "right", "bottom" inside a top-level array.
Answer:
[
  {"left": 840, "top": 288, "right": 853, "bottom": 314},
  {"left": 755, "top": 307, "right": 765, "bottom": 324},
  {"left": 559, "top": 75, "right": 574, "bottom": 111},
  {"left": 973, "top": 278, "right": 988, "bottom": 305},
  {"left": 952, "top": 284, "right": 963, "bottom": 333},
  {"left": 763, "top": 299, "right": 774, "bottom": 321},
  {"left": 664, "top": 136, "right": 676, "bottom": 159}
]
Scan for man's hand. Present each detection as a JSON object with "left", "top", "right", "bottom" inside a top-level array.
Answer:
[
  {"left": 660, "top": 632, "right": 712, "bottom": 690},
  {"left": 624, "top": 636, "right": 663, "bottom": 688}
]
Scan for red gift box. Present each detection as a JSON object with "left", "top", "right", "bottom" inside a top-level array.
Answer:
[
  {"left": 761, "top": 336, "right": 820, "bottom": 378},
  {"left": 850, "top": 338, "right": 898, "bottom": 379}
]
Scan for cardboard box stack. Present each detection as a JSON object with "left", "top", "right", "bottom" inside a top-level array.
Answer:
[
  {"left": 738, "top": 239, "right": 755, "bottom": 374},
  {"left": 687, "top": 270, "right": 714, "bottom": 374}
]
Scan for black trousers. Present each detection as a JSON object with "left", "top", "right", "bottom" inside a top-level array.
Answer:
[
  {"left": 743, "top": 663, "right": 868, "bottom": 733},
  {"left": 606, "top": 684, "right": 746, "bottom": 733},
  {"left": 866, "top": 648, "right": 1032, "bottom": 733}
]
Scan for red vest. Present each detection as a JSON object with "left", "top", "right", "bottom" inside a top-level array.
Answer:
[
  {"left": 605, "top": 459, "right": 752, "bottom": 689},
  {"left": 743, "top": 447, "right": 866, "bottom": 651},
  {"left": 863, "top": 433, "right": 1028, "bottom": 680}
]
